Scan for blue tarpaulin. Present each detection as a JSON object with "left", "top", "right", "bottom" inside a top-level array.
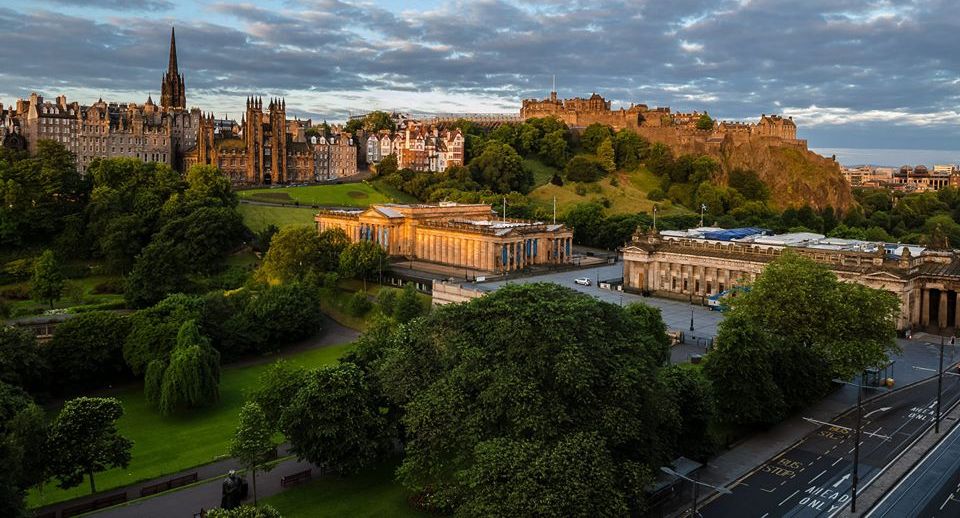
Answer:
[{"left": 702, "top": 227, "right": 768, "bottom": 241}]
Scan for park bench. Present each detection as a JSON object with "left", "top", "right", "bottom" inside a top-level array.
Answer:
[
  {"left": 34, "top": 512, "right": 56, "bottom": 518},
  {"left": 140, "top": 471, "right": 198, "bottom": 497},
  {"left": 61, "top": 492, "right": 127, "bottom": 517},
  {"left": 280, "top": 469, "right": 312, "bottom": 488}
]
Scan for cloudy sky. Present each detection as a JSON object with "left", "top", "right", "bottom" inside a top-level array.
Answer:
[{"left": 2, "top": 0, "right": 960, "bottom": 153}]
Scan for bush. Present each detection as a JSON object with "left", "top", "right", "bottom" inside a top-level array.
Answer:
[
  {"left": 550, "top": 174, "right": 564, "bottom": 186},
  {"left": 575, "top": 184, "right": 587, "bottom": 196},
  {"left": 347, "top": 291, "right": 373, "bottom": 317},
  {"left": 45, "top": 312, "right": 132, "bottom": 391},
  {"left": 564, "top": 155, "right": 606, "bottom": 183},
  {"left": 377, "top": 288, "right": 398, "bottom": 317},
  {"left": 91, "top": 279, "right": 125, "bottom": 295}
]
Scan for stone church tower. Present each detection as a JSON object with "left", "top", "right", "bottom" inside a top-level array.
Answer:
[{"left": 160, "top": 27, "right": 186, "bottom": 110}]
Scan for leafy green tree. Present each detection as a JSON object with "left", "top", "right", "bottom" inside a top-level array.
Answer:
[
  {"left": 281, "top": 363, "right": 388, "bottom": 475},
  {"left": 469, "top": 141, "right": 531, "bottom": 193},
  {"left": 660, "top": 366, "right": 716, "bottom": 459},
  {"left": 564, "top": 155, "right": 606, "bottom": 183},
  {"left": 339, "top": 241, "right": 388, "bottom": 285},
  {"left": 378, "top": 283, "right": 677, "bottom": 513},
  {"left": 154, "top": 320, "right": 221, "bottom": 415},
  {"left": 646, "top": 142, "right": 674, "bottom": 177},
  {"left": 597, "top": 137, "right": 616, "bottom": 173},
  {"left": 249, "top": 360, "right": 310, "bottom": 428},
  {"left": 245, "top": 283, "right": 323, "bottom": 347},
  {"left": 363, "top": 111, "right": 396, "bottom": 133},
  {"left": 376, "top": 287, "right": 398, "bottom": 317},
  {"left": 376, "top": 154, "right": 398, "bottom": 177},
  {"left": 230, "top": 402, "right": 278, "bottom": 505},
  {"left": 123, "top": 293, "right": 204, "bottom": 375},
  {"left": 0, "top": 327, "right": 47, "bottom": 391},
  {"left": 393, "top": 283, "right": 427, "bottom": 323},
  {"left": 516, "top": 123, "right": 542, "bottom": 156},
  {"left": 580, "top": 123, "right": 614, "bottom": 153},
  {"left": 704, "top": 315, "right": 785, "bottom": 427},
  {"left": 347, "top": 291, "right": 373, "bottom": 317},
  {"left": 564, "top": 202, "right": 605, "bottom": 246},
  {"left": 487, "top": 124, "right": 518, "bottom": 149},
  {"left": 185, "top": 165, "right": 236, "bottom": 207},
  {"left": 728, "top": 169, "right": 769, "bottom": 201},
  {"left": 256, "top": 226, "right": 348, "bottom": 284},
  {"left": 696, "top": 113, "right": 714, "bottom": 130},
  {"left": 613, "top": 130, "right": 647, "bottom": 170},
  {"left": 0, "top": 381, "right": 46, "bottom": 518},
  {"left": 47, "top": 397, "right": 133, "bottom": 493},
  {"left": 46, "top": 312, "right": 131, "bottom": 391},
  {"left": 539, "top": 130, "right": 568, "bottom": 168},
  {"left": 31, "top": 250, "right": 63, "bottom": 308},
  {"left": 923, "top": 214, "right": 960, "bottom": 248}
]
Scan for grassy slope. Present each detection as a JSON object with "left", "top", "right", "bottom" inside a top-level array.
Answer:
[
  {"left": 263, "top": 462, "right": 422, "bottom": 518},
  {"left": 528, "top": 166, "right": 689, "bottom": 217},
  {"left": 238, "top": 204, "right": 317, "bottom": 232},
  {"left": 237, "top": 183, "right": 390, "bottom": 207},
  {"left": 369, "top": 178, "right": 420, "bottom": 204},
  {"left": 29, "top": 342, "right": 355, "bottom": 508},
  {"left": 524, "top": 158, "right": 560, "bottom": 188}
]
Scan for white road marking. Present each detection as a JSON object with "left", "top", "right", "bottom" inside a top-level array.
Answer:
[
  {"left": 779, "top": 490, "right": 800, "bottom": 506},
  {"left": 832, "top": 457, "right": 844, "bottom": 467}
]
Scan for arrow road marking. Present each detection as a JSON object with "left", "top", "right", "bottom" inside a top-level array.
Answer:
[
  {"left": 863, "top": 407, "right": 892, "bottom": 418},
  {"left": 833, "top": 473, "right": 850, "bottom": 488}
]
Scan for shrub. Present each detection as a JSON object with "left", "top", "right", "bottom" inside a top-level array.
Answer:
[
  {"left": 347, "top": 291, "right": 373, "bottom": 317},
  {"left": 564, "top": 155, "right": 606, "bottom": 183},
  {"left": 377, "top": 288, "right": 398, "bottom": 317},
  {"left": 550, "top": 174, "right": 564, "bottom": 186},
  {"left": 647, "top": 188, "right": 666, "bottom": 201},
  {"left": 45, "top": 311, "right": 132, "bottom": 391},
  {"left": 575, "top": 184, "right": 587, "bottom": 196}
]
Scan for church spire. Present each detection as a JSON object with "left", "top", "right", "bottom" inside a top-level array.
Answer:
[
  {"left": 168, "top": 27, "right": 178, "bottom": 76},
  {"left": 160, "top": 26, "right": 186, "bottom": 110}
]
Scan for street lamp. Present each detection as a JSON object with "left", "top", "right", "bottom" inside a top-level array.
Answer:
[
  {"left": 690, "top": 308, "right": 695, "bottom": 332},
  {"left": 912, "top": 336, "right": 960, "bottom": 434},
  {"left": 660, "top": 466, "right": 731, "bottom": 518}
]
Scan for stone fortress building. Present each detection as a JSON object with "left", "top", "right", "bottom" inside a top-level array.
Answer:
[
  {"left": 316, "top": 202, "right": 574, "bottom": 273},
  {"left": 521, "top": 90, "right": 802, "bottom": 150},
  {"left": 623, "top": 227, "right": 960, "bottom": 332}
]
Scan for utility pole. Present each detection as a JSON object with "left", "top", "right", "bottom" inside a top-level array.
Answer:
[
  {"left": 937, "top": 335, "right": 945, "bottom": 433},
  {"left": 553, "top": 196, "right": 557, "bottom": 225},
  {"left": 851, "top": 373, "right": 863, "bottom": 513},
  {"left": 699, "top": 203, "right": 706, "bottom": 227},
  {"left": 653, "top": 205, "right": 658, "bottom": 231}
]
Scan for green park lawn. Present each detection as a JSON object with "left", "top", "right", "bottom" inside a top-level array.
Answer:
[
  {"left": 28, "top": 342, "right": 356, "bottom": 508},
  {"left": 1, "top": 274, "right": 125, "bottom": 320},
  {"left": 263, "top": 462, "right": 422, "bottom": 518},
  {"left": 237, "top": 183, "right": 391, "bottom": 207},
  {"left": 238, "top": 204, "right": 317, "bottom": 232}
]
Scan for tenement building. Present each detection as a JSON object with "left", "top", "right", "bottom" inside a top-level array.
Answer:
[
  {"left": 4, "top": 28, "right": 200, "bottom": 173},
  {"left": 363, "top": 122, "right": 464, "bottom": 172},
  {"left": 315, "top": 202, "right": 573, "bottom": 272},
  {"left": 623, "top": 227, "right": 960, "bottom": 332}
]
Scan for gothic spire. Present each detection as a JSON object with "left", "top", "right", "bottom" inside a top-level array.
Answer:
[
  {"left": 168, "top": 27, "right": 178, "bottom": 76},
  {"left": 161, "top": 26, "right": 186, "bottom": 110}
]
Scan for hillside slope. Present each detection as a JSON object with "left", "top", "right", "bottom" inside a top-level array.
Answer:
[{"left": 528, "top": 167, "right": 690, "bottom": 217}]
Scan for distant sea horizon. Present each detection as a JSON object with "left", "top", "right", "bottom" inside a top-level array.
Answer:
[{"left": 812, "top": 147, "right": 960, "bottom": 168}]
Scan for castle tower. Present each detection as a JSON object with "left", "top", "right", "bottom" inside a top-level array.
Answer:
[
  {"left": 160, "top": 27, "right": 186, "bottom": 111},
  {"left": 245, "top": 96, "right": 263, "bottom": 184}
]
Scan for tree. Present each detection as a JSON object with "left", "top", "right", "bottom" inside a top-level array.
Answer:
[
  {"left": 646, "top": 142, "right": 674, "bottom": 177},
  {"left": 597, "top": 137, "right": 616, "bottom": 173},
  {"left": 339, "top": 241, "right": 388, "bottom": 286},
  {"left": 123, "top": 293, "right": 204, "bottom": 375},
  {"left": 281, "top": 363, "right": 388, "bottom": 475},
  {"left": 696, "top": 113, "right": 714, "bottom": 130},
  {"left": 563, "top": 155, "right": 606, "bottom": 183},
  {"left": 230, "top": 402, "right": 278, "bottom": 505},
  {"left": 376, "top": 154, "right": 398, "bottom": 177},
  {"left": 249, "top": 360, "right": 309, "bottom": 428},
  {"left": 245, "top": 283, "right": 322, "bottom": 348},
  {"left": 0, "top": 327, "right": 47, "bottom": 391},
  {"left": 580, "top": 123, "right": 613, "bottom": 153},
  {"left": 45, "top": 311, "right": 131, "bottom": 391},
  {"left": 185, "top": 165, "right": 236, "bottom": 207},
  {"left": 468, "top": 141, "right": 531, "bottom": 194},
  {"left": 539, "top": 130, "right": 568, "bottom": 168},
  {"left": 660, "top": 366, "right": 716, "bottom": 459},
  {"left": 152, "top": 320, "right": 221, "bottom": 415},
  {"left": 564, "top": 202, "right": 605, "bottom": 246},
  {"left": 47, "top": 397, "right": 133, "bottom": 493},
  {"left": 613, "top": 130, "right": 647, "bottom": 170},
  {"left": 393, "top": 283, "right": 427, "bottom": 323},
  {"left": 256, "top": 226, "right": 348, "bottom": 284},
  {"left": 31, "top": 250, "right": 63, "bottom": 308},
  {"left": 363, "top": 111, "right": 396, "bottom": 133},
  {"left": 378, "top": 283, "right": 677, "bottom": 513},
  {"left": 728, "top": 168, "right": 769, "bottom": 201},
  {"left": 0, "top": 381, "right": 46, "bottom": 518}
]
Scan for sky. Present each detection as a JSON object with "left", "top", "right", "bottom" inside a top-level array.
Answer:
[{"left": 2, "top": 0, "right": 960, "bottom": 155}]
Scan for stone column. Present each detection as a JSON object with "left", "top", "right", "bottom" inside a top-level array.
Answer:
[
  {"left": 939, "top": 290, "right": 949, "bottom": 329},
  {"left": 910, "top": 289, "right": 921, "bottom": 327},
  {"left": 922, "top": 289, "right": 931, "bottom": 327}
]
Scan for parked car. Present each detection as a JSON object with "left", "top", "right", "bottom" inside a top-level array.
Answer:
[{"left": 574, "top": 277, "right": 592, "bottom": 286}]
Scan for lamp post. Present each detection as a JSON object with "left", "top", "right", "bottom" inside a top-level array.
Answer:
[
  {"left": 690, "top": 308, "right": 695, "bottom": 332},
  {"left": 660, "top": 466, "right": 731, "bottom": 518}
]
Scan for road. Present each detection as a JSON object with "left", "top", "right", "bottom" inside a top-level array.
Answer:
[
  {"left": 700, "top": 373, "right": 960, "bottom": 518},
  {"left": 868, "top": 392, "right": 960, "bottom": 518}
]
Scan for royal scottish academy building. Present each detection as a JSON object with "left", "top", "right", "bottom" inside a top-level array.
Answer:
[
  {"left": 623, "top": 227, "right": 960, "bottom": 333},
  {"left": 315, "top": 202, "right": 574, "bottom": 272}
]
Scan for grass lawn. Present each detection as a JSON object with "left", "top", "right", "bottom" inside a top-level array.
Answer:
[
  {"left": 369, "top": 178, "right": 419, "bottom": 204},
  {"left": 1, "top": 274, "right": 125, "bottom": 319},
  {"left": 321, "top": 281, "right": 432, "bottom": 331},
  {"left": 28, "top": 342, "right": 356, "bottom": 508},
  {"left": 263, "top": 462, "right": 422, "bottom": 518},
  {"left": 237, "top": 183, "right": 391, "bottom": 207},
  {"left": 238, "top": 204, "right": 317, "bottom": 232},
  {"left": 528, "top": 166, "right": 690, "bottom": 217},
  {"left": 524, "top": 158, "right": 560, "bottom": 188}
]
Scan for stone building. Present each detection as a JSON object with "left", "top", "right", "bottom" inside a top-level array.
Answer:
[
  {"left": 315, "top": 202, "right": 574, "bottom": 272},
  {"left": 7, "top": 27, "right": 200, "bottom": 173},
  {"left": 362, "top": 123, "right": 464, "bottom": 172},
  {"left": 622, "top": 227, "right": 960, "bottom": 332},
  {"left": 313, "top": 134, "right": 357, "bottom": 180}
]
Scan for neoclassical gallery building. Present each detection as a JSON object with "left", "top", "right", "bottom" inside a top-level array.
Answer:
[
  {"left": 315, "top": 202, "right": 574, "bottom": 272},
  {"left": 623, "top": 227, "right": 960, "bottom": 332}
]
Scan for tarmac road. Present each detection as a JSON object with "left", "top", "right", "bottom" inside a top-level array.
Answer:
[{"left": 700, "top": 372, "right": 960, "bottom": 518}]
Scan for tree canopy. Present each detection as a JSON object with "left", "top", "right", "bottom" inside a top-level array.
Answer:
[{"left": 47, "top": 397, "right": 133, "bottom": 493}]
